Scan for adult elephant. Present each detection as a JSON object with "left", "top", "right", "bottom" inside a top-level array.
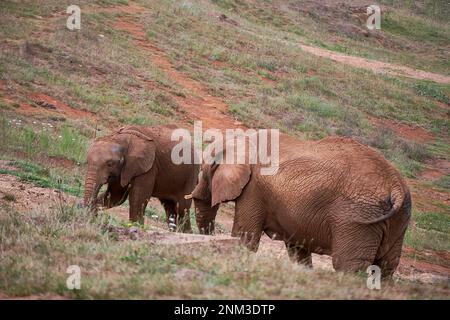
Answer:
[
  {"left": 186, "top": 134, "right": 411, "bottom": 277},
  {"left": 84, "top": 125, "right": 199, "bottom": 233}
]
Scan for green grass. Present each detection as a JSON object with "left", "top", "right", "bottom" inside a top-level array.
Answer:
[
  {"left": 145, "top": 205, "right": 165, "bottom": 222},
  {"left": 405, "top": 208, "right": 450, "bottom": 252},
  {"left": 405, "top": 225, "right": 450, "bottom": 252},
  {"left": 0, "top": 2, "right": 181, "bottom": 129},
  {"left": 434, "top": 175, "right": 450, "bottom": 190},
  {"left": 415, "top": 211, "right": 450, "bottom": 234},
  {"left": 411, "top": 81, "right": 450, "bottom": 104},
  {"left": 0, "top": 160, "right": 83, "bottom": 196},
  {"left": 383, "top": 11, "right": 450, "bottom": 45},
  {"left": 0, "top": 116, "right": 89, "bottom": 164},
  {"left": 362, "top": 128, "right": 434, "bottom": 178}
]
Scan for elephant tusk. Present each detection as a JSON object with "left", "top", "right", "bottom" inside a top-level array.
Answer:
[{"left": 184, "top": 194, "right": 193, "bottom": 200}]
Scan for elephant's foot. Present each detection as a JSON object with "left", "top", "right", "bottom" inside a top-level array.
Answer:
[
  {"left": 129, "top": 215, "right": 145, "bottom": 226},
  {"left": 239, "top": 232, "right": 262, "bottom": 252},
  {"left": 285, "top": 243, "right": 312, "bottom": 267}
]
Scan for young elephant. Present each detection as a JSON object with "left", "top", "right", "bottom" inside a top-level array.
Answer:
[
  {"left": 187, "top": 134, "right": 411, "bottom": 277},
  {"left": 84, "top": 125, "right": 199, "bottom": 232}
]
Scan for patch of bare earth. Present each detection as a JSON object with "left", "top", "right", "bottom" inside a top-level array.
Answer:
[
  {"left": 409, "top": 179, "right": 450, "bottom": 210},
  {"left": 418, "top": 159, "right": 450, "bottom": 182},
  {"left": 370, "top": 117, "right": 435, "bottom": 143},
  {"left": 0, "top": 172, "right": 77, "bottom": 212},
  {"left": 16, "top": 93, "right": 96, "bottom": 121},
  {"left": 0, "top": 79, "right": 98, "bottom": 126}
]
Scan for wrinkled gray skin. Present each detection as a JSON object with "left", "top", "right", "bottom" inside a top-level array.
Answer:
[
  {"left": 84, "top": 125, "right": 199, "bottom": 232},
  {"left": 190, "top": 134, "right": 411, "bottom": 277}
]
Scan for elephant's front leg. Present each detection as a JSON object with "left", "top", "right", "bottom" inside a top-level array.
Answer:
[
  {"left": 233, "top": 195, "right": 266, "bottom": 252},
  {"left": 128, "top": 173, "right": 155, "bottom": 225},
  {"left": 285, "top": 242, "right": 313, "bottom": 267}
]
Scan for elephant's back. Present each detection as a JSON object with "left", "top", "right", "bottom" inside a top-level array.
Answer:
[
  {"left": 313, "top": 136, "right": 403, "bottom": 180},
  {"left": 276, "top": 134, "right": 408, "bottom": 205}
]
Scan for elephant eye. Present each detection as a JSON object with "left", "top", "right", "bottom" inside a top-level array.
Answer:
[{"left": 107, "top": 160, "right": 115, "bottom": 167}]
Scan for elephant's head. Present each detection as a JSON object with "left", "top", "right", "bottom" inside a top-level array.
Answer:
[
  {"left": 188, "top": 162, "right": 251, "bottom": 234},
  {"left": 83, "top": 126, "right": 156, "bottom": 209}
]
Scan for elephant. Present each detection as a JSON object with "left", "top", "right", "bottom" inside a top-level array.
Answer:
[
  {"left": 84, "top": 125, "right": 199, "bottom": 232},
  {"left": 186, "top": 133, "right": 411, "bottom": 277}
]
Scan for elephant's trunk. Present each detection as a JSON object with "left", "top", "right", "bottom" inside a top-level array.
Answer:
[
  {"left": 83, "top": 167, "right": 101, "bottom": 209},
  {"left": 194, "top": 199, "right": 219, "bottom": 235}
]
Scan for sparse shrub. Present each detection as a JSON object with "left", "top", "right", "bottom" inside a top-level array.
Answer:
[{"left": 398, "top": 140, "right": 430, "bottom": 162}]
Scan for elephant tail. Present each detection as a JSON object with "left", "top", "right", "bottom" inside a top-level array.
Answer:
[{"left": 356, "top": 186, "right": 410, "bottom": 225}]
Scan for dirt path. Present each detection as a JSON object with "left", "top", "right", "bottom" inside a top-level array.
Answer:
[
  {"left": 241, "top": 27, "right": 450, "bottom": 84},
  {"left": 299, "top": 44, "right": 450, "bottom": 84},
  {"left": 106, "top": 4, "right": 244, "bottom": 130}
]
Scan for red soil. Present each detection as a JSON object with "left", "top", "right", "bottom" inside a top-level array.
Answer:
[
  {"left": 16, "top": 93, "right": 96, "bottom": 121},
  {"left": 371, "top": 117, "right": 434, "bottom": 143},
  {"left": 112, "top": 18, "right": 244, "bottom": 130}
]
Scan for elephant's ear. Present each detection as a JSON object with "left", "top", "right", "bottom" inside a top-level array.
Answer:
[
  {"left": 120, "top": 134, "right": 156, "bottom": 187},
  {"left": 211, "top": 164, "right": 251, "bottom": 207}
]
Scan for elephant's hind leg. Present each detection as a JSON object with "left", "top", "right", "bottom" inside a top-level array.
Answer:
[
  {"left": 374, "top": 227, "right": 407, "bottom": 278},
  {"left": 160, "top": 200, "right": 177, "bottom": 232},
  {"left": 331, "top": 223, "right": 383, "bottom": 273},
  {"left": 285, "top": 242, "right": 312, "bottom": 267},
  {"left": 374, "top": 205, "right": 410, "bottom": 278},
  {"left": 373, "top": 238, "right": 402, "bottom": 279}
]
